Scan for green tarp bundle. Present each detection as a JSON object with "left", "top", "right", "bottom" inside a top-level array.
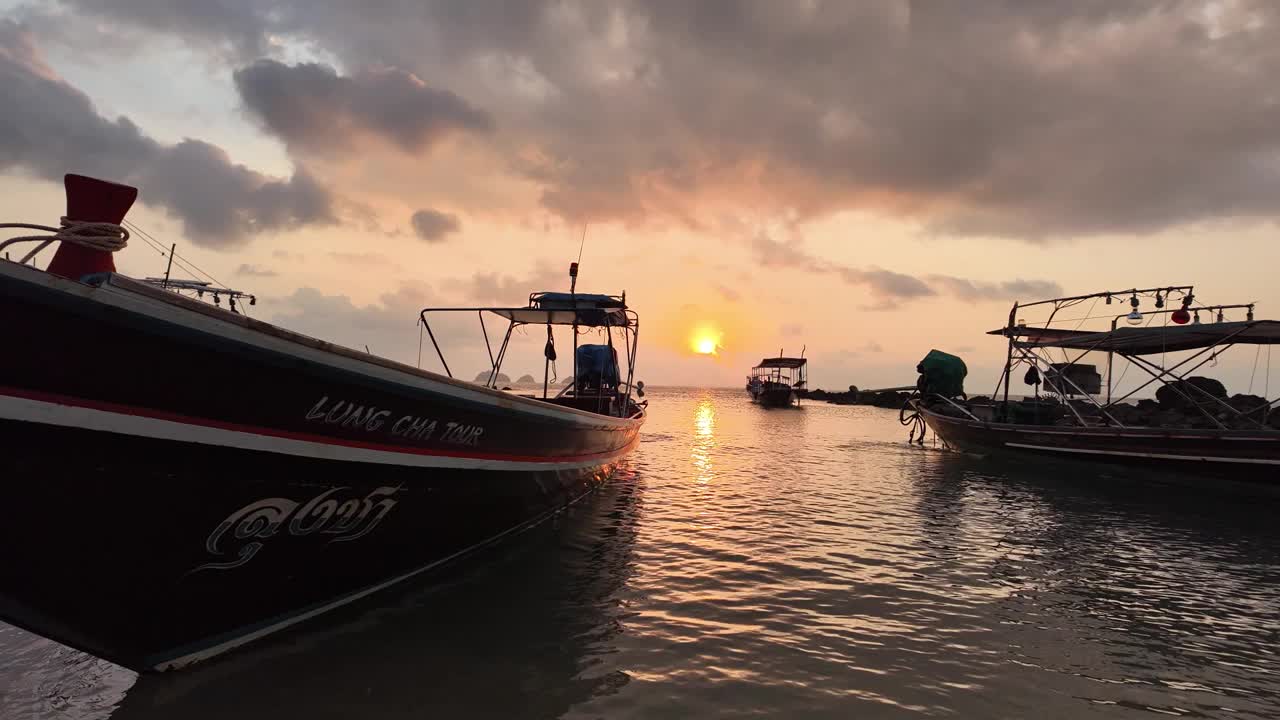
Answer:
[{"left": 917, "top": 349, "right": 967, "bottom": 398}]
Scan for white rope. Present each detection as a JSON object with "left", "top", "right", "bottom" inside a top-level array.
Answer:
[{"left": 0, "top": 218, "right": 129, "bottom": 265}]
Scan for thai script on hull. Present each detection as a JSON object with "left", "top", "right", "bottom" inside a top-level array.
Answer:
[{"left": 194, "top": 486, "right": 400, "bottom": 572}]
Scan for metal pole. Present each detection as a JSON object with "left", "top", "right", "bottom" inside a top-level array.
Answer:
[
  {"left": 420, "top": 312, "right": 451, "bottom": 378},
  {"left": 162, "top": 243, "right": 176, "bottom": 289},
  {"left": 1002, "top": 302, "right": 1018, "bottom": 418}
]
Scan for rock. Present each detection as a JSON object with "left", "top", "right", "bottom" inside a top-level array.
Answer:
[
  {"left": 474, "top": 371, "right": 511, "bottom": 384},
  {"left": 1136, "top": 398, "right": 1160, "bottom": 412},
  {"left": 1227, "top": 393, "right": 1268, "bottom": 417},
  {"left": 516, "top": 374, "right": 537, "bottom": 384},
  {"left": 848, "top": 385, "right": 859, "bottom": 394},
  {"left": 1155, "top": 376, "right": 1227, "bottom": 409}
]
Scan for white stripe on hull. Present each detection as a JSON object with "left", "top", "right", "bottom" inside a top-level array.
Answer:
[
  {"left": 1003, "top": 442, "right": 1280, "bottom": 465},
  {"left": 0, "top": 394, "right": 633, "bottom": 471}
]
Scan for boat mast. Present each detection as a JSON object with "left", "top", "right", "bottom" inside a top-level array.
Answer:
[
  {"left": 1003, "top": 302, "right": 1017, "bottom": 412},
  {"left": 570, "top": 261, "right": 579, "bottom": 393}
]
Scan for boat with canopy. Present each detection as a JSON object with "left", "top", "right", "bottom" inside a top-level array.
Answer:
[
  {"left": 747, "top": 355, "right": 807, "bottom": 407},
  {"left": 0, "top": 174, "right": 645, "bottom": 672},
  {"left": 905, "top": 285, "right": 1280, "bottom": 480}
]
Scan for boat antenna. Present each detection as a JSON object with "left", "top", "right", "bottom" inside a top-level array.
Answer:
[
  {"left": 569, "top": 224, "right": 587, "bottom": 294},
  {"left": 801, "top": 345, "right": 806, "bottom": 358}
]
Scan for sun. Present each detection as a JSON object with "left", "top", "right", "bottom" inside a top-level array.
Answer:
[{"left": 691, "top": 329, "right": 721, "bottom": 355}]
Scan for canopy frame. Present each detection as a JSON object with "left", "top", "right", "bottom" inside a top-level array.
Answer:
[
  {"left": 987, "top": 286, "right": 1275, "bottom": 429},
  {"left": 418, "top": 292, "right": 641, "bottom": 415}
]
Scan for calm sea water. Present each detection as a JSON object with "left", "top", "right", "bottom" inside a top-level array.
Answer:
[{"left": 4, "top": 387, "right": 1280, "bottom": 719}]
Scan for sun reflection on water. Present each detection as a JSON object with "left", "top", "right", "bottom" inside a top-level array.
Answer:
[{"left": 690, "top": 396, "right": 717, "bottom": 484}]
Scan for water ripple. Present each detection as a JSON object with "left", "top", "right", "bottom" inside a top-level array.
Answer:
[{"left": 4, "top": 387, "right": 1280, "bottom": 718}]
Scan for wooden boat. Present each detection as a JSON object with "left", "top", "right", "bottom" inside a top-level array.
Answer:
[
  {"left": 908, "top": 286, "right": 1280, "bottom": 480},
  {"left": 0, "top": 174, "right": 646, "bottom": 671},
  {"left": 747, "top": 356, "right": 807, "bottom": 407}
]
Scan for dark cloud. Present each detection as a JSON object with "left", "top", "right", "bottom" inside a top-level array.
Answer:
[
  {"left": 410, "top": 208, "right": 462, "bottom": 242},
  {"left": 45, "top": 1, "right": 1280, "bottom": 237},
  {"left": 233, "top": 60, "right": 492, "bottom": 154},
  {"left": 54, "top": 0, "right": 275, "bottom": 58},
  {"left": 748, "top": 229, "right": 1056, "bottom": 309},
  {"left": 236, "top": 264, "right": 278, "bottom": 277},
  {"left": 927, "top": 276, "right": 1064, "bottom": 303},
  {"left": 0, "top": 20, "right": 334, "bottom": 247}
]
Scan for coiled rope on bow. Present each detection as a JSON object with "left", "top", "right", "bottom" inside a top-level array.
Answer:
[
  {"left": 0, "top": 218, "right": 129, "bottom": 264},
  {"left": 899, "top": 391, "right": 926, "bottom": 445}
]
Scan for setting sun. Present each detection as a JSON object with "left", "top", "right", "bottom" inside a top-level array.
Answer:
[{"left": 691, "top": 329, "right": 722, "bottom": 355}]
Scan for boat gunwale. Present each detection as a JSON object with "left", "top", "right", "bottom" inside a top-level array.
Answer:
[
  {"left": 1, "top": 260, "right": 646, "bottom": 427},
  {"left": 914, "top": 401, "right": 1279, "bottom": 441}
]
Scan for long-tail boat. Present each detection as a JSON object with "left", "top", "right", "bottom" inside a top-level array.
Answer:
[
  {"left": 907, "top": 286, "right": 1280, "bottom": 480},
  {"left": 746, "top": 355, "right": 807, "bottom": 407},
  {"left": 0, "top": 174, "right": 646, "bottom": 671}
]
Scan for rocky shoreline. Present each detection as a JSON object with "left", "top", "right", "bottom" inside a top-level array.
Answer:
[
  {"left": 799, "top": 386, "right": 913, "bottom": 409},
  {"left": 800, "top": 376, "right": 1278, "bottom": 430}
]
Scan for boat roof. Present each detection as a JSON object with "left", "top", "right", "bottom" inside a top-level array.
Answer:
[
  {"left": 1000, "top": 320, "right": 1280, "bottom": 355},
  {"left": 421, "top": 291, "right": 632, "bottom": 327},
  {"left": 754, "top": 357, "right": 807, "bottom": 369}
]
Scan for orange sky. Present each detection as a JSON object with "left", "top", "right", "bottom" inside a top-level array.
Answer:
[{"left": 2, "top": 2, "right": 1279, "bottom": 394}]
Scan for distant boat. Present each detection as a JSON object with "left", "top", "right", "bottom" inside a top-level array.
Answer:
[
  {"left": 747, "top": 355, "right": 807, "bottom": 407},
  {"left": 0, "top": 174, "right": 647, "bottom": 672},
  {"left": 906, "top": 284, "right": 1280, "bottom": 480}
]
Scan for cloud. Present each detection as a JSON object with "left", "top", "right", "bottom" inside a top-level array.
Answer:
[
  {"left": 714, "top": 283, "right": 741, "bottom": 302},
  {"left": 410, "top": 208, "right": 462, "bottom": 242},
  {"left": 747, "top": 229, "right": 1056, "bottom": 309},
  {"left": 45, "top": 1, "right": 1280, "bottom": 238},
  {"left": 269, "top": 284, "right": 439, "bottom": 368},
  {"left": 236, "top": 264, "right": 277, "bottom": 277},
  {"left": 328, "top": 251, "right": 392, "bottom": 266},
  {"left": 233, "top": 60, "right": 493, "bottom": 155},
  {"left": 926, "top": 276, "right": 1064, "bottom": 302},
  {"left": 0, "top": 20, "right": 334, "bottom": 246},
  {"left": 443, "top": 263, "right": 565, "bottom": 305}
]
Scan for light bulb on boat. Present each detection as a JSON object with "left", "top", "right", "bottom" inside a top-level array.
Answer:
[
  {"left": 1126, "top": 310, "right": 1143, "bottom": 325},
  {"left": 1193, "top": 311, "right": 1201, "bottom": 324}
]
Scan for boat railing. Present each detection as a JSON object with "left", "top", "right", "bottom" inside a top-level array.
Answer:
[{"left": 994, "top": 286, "right": 1277, "bottom": 431}]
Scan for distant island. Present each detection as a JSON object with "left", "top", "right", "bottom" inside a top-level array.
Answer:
[
  {"left": 516, "top": 374, "right": 536, "bottom": 384},
  {"left": 473, "top": 371, "right": 511, "bottom": 385}
]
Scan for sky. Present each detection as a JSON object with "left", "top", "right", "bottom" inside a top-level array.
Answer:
[{"left": 2, "top": 1, "right": 1279, "bottom": 395}]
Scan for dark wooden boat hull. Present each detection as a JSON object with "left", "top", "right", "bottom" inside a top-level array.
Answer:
[
  {"left": 748, "top": 386, "right": 797, "bottom": 407},
  {"left": 917, "top": 403, "right": 1280, "bottom": 481},
  {"left": 0, "top": 262, "right": 642, "bottom": 671}
]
